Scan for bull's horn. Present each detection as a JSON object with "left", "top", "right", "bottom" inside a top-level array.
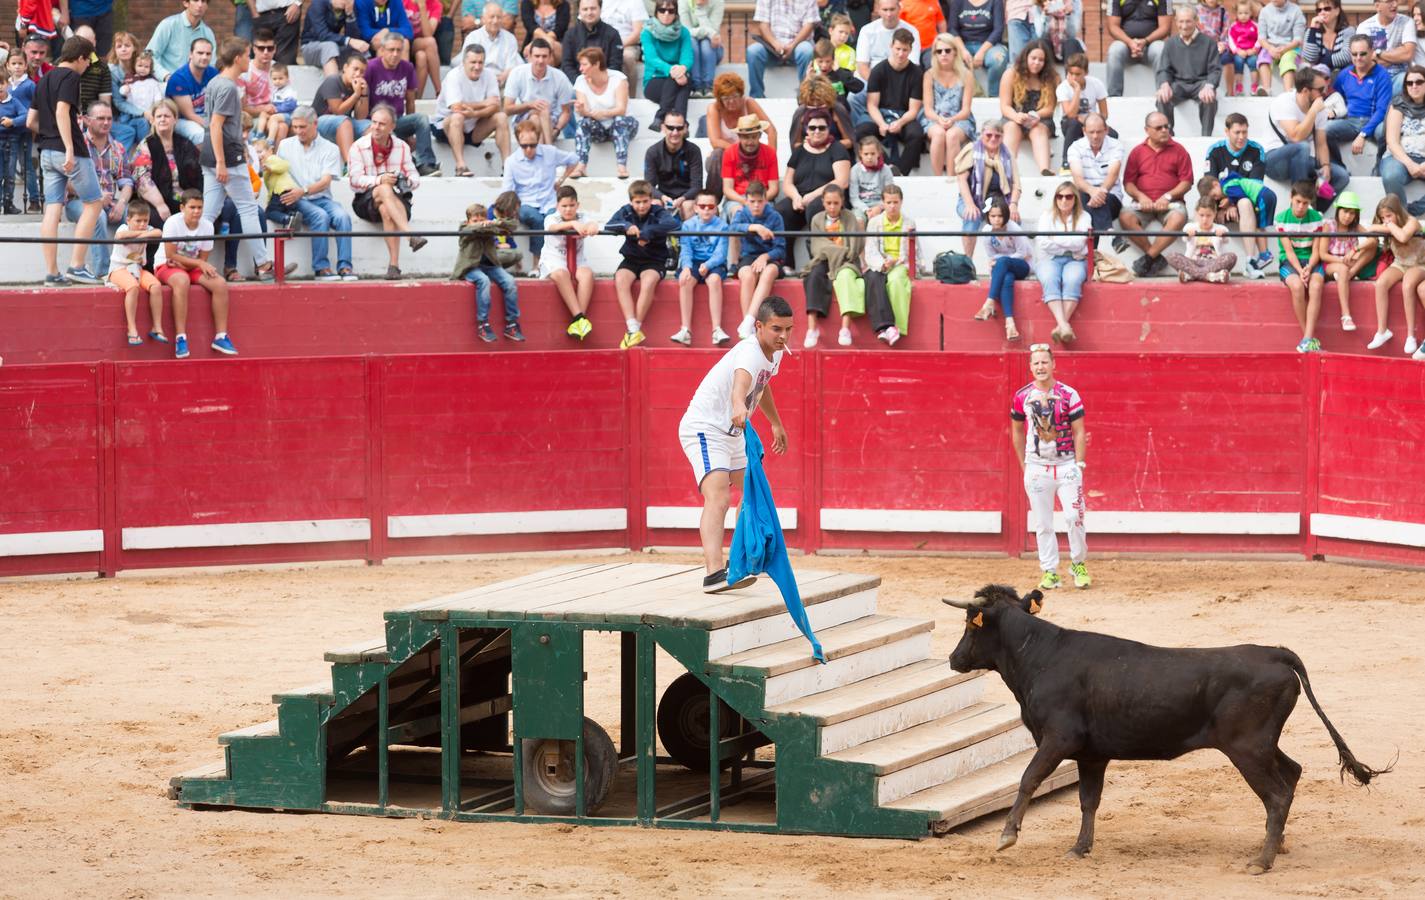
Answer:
[{"left": 941, "top": 596, "right": 989, "bottom": 609}]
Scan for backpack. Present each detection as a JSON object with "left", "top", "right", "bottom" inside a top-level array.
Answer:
[{"left": 933, "top": 251, "right": 977, "bottom": 284}]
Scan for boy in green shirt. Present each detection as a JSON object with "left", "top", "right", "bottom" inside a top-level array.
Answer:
[{"left": 1273, "top": 180, "right": 1326, "bottom": 353}]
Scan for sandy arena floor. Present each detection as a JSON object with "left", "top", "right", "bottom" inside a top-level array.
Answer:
[{"left": 1, "top": 553, "right": 1421, "bottom": 899}]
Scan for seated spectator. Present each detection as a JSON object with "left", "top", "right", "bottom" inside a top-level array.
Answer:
[
  {"left": 405, "top": 0, "right": 446, "bottom": 96},
  {"left": 1203, "top": 112, "right": 1278, "bottom": 276},
  {"left": 641, "top": 2, "right": 693, "bottom": 131},
  {"left": 1225, "top": 0, "right": 1262, "bottom": 95},
  {"left": 1274, "top": 179, "right": 1327, "bottom": 352},
  {"left": 1263, "top": 68, "right": 1347, "bottom": 206},
  {"left": 463, "top": 2, "right": 523, "bottom": 88},
  {"left": 314, "top": 53, "right": 372, "bottom": 163},
  {"left": 1326, "top": 37, "right": 1391, "bottom": 165},
  {"left": 674, "top": 187, "right": 732, "bottom": 345},
  {"left": 165, "top": 37, "right": 217, "bottom": 146},
  {"left": 1106, "top": 0, "right": 1170, "bottom": 97},
  {"left": 490, "top": 190, "right": 526, "bottom": 271},
  {"left": 1156, "top": 6, "right": 1220, "bottom": 137},
  {"left": 601, "top": 0, "right": 647, "bottom": 78},
  {"left": 1366, "top": 193, "right": 1425, "bottom": 353},
  {"left": 501, "top": 117, "right": 583, "bottom": 263},
  {"left": 73, "top": 26, "right": 111, "bottom": 116},
  {"left": 644, "top": 111, "right": 703, "bottom": 218},
  {"left": 107, "top": 32, "right": 151, "bottom": 150},
  {"left": 946, "top": 0, "right": 1009, "bottom": 100},
  {"left": 901, "top": 0, "right": 946, "bottom": 67},
  {"left": 435, "top": 44, "right": 509, "bottom": 177},
  {"left": 854, "top": 28, "right": 926, "bottom": 176},
  {"left": 863, "top": 183, "right": 917, "bottom": 346},
  {"left": 730, "top": 179, "right": 786, "bottom": 338},
  {"left": 24, "top": 35, "right": 55, "bottom": 83},
  {"left": 541, "top": 185, "right": 601, "bottom": 338},
  {"left": 802, "top": 183, "right": 863, "bottom": 348},
  {"left": 680, "top": 0, "right": 723, "bottom": 97},
  {"left": 522, "top": 0, "right": 571, "bottom": 64},
  {"left": 66, "top": 100, "right": 131, "bottom": 280},
  {"left": 454, "top": 200, "right": 522, "bottom": 342},
  {"left": 348, "top": 103, "right": 426, "bottom": 280},
  {"left": 146, "top": 0, "right": 216, "bottom": 80},
  {"left": 1355, "top": 0, "right": 1417, "bottom": 92},
  {"left": 1257, "top": 0, "right": 1307, "bottom": 92},
  {"left": 705, "top": 72, "right": 778, "bottom": 198},
  {"left": 1036, "top": 182, "right": 1091, "bottom": 342},
  {"left": 131, "top": 100, "right": 202, "bottom": 267},
  {"left": 367, "top": 34, "right": 441, "bottom": 175},
  {"left": 775, "top": 109, "right": 851, "bottom": 269},
  {"left": 853, "top": 0, "right": 921, "bottom": 128},
  {"left": 746, "top": 0, "right": 818, "bottom": 99},
  {"left": 270, "top": 65, "right": 299, "bottom": 118},
  {"left": 976, "top": 197, "right": 1032, "bottom": 341},
  {"left": 563, "top": 0, "right": 625, "bottom": 86},
  {"left": 278, "top": 107, "right": 356, "bottom": 281},
  {"left": 605, "top": 179, "right": 680, "bottom": 349},
  {"left": 1382, "top": 64, "right": 1425, "bottom": 216},
  {"left": 108, "top": 203, "right": 165, "bottom": 347},
  {"left": 355, "top": 0, "right": 414, "bottom": 47},
  {"left": 922, "top": 33, "right": 976, "bottom": 180},
  {"left": 809, "top": 37, "right": 864, "bottom": 110},
  {"left": 155, "top": 188, "right": 235, "bottom": 359},
  {"left": 1300, "top": 0, "right": 1353, "bottom": 79},
  {"left": 503, "top": 37, "right": 575, "bottom": 144},
  {"left": 572, "top": 47, "right": 636, "bottom": 177},
  {"left": 1120, "top": 111, "right": 1192, "bottom": 277},
  {"left": 954, "top": 118, "right": 1021, "bottom": 257},
  {"left": 301, "top": 0, "right": 369, "bottom": 76},
  {"left": 1321, "top": 190, "right": 1378, "bottom": 332},
  {"left": 721, "top": 114, "right": 779, "bottom": 222},
  {"left": 1000, "top": 40, "right": 1058, "bottom": 177},
  {"left": 1058, "top": 52, "right": 1111, "bottom": 170},
  {"left": 790, "top": 75, "right": 855, "bottom": 151},
  {"left": 849, "top": 135, "right": 894, "bottom": 224},
  {"left": 1166, "top": 195, "right": 1238, "bottom": 283},
  {"left": 244, "top": 29, "right": 289, "bottom": 145},
  {"left": 1065, "top": 112, "right": 1129, "bottom": 245}
]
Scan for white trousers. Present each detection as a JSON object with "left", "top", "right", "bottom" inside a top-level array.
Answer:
[{"left": 1025, "top": 462, "right": 1086, "bottom": 570}]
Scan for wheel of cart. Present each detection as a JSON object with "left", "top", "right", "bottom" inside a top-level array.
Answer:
[
  {"left": 520, "top": 717, "right": 618, "bottom": 815},
  {"left": 657, "top": 672, "right": 757, "bottom": 771}
]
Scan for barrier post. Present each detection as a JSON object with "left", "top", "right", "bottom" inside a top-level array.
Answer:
[
  {"left": 1085, "top": 228, "right": 1095, "bottom": 276},
  {"left": 1001, "top": 351, "right": 1025, "bottom": 559},
  {"left": 1302, "top": 354, "right": 1322, "bottom": 559},
  {"left": 566, "top": 234, "right": 578, "bottom": 276},
  {"left": 364, "top": 356, "right": 388, "bottom": 565},
  {"left": 273, "top": 234, "right": 287, "bottom": 285},
  {"left": 97, "top": 361, "right": 119, "bottom": 577},
  {"left": 907, "top": 227, "right": 917, "bottom": 275},
  {"left": 801, "top": 349, "right": 823, "bottom": 555},
  {"left": 625, "top": 350, "right": 648, "bottom": 552}
]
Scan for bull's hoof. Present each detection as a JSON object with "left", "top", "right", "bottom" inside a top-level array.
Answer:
[
  {"left": 996, "top": 832, "right": 1018, "bottom": 851},
  {"left": 1065, "top": 846, "right": 1090, "bottom": 860},
  {"left": 1246, "top": 860, "right": 1271, "bottom": 876}
]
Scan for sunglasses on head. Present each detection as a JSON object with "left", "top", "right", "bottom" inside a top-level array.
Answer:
[{"left": 1029, "top": 343, "right": 1052, "bottom": 352}]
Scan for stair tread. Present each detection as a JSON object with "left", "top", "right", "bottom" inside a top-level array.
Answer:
[
  {"left": 171, "top": 758, "right": 228, "bottom": 785},
  {"left": 884, "top": 749, "right": 1078, "bottom": 825},
  {"left": 324, "top": 636, "right": 391, "bottom": 663},
  {"left": 768, "top": 660, "right": 978, "bottom": 725},
  {"left": 272, "top": 680, "right": 335, "bottom": 704},
  {"left": 708, "top": 615, "right": 934, "bottom": 677},
  {"left": 827, "top": 701, "right": 1025, "bottom": 775},
  {"left": 667, "top": 572, "right": 881, "bottom": 628},
  {"left": 219, "top": 718, "right": 279, "bottom": 743}
]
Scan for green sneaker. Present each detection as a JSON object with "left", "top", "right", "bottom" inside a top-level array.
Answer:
[
  {"left": 1071, "top": 562, "right": 1092, "bottom": 589},
  {"left": 1038, "top": 571, "right": 1062, "bottom": 590}
]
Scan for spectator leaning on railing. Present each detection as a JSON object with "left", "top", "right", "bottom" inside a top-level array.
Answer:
[{"left": 348, "top": 102, "right": 426, "bottom": 279}]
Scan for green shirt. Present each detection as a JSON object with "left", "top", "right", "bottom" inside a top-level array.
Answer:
[{"left": 1274, "top": 206, "right": 1323, "bottom": 265}]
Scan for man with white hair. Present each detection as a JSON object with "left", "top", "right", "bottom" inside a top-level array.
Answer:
[
  {"left": 462, "top": 2, "right": 522, "bottom": 88},
  {"left": 279, "top": 106, "right": 356, "bottom": 281},
  {"left": 1154, "top": 5, "right": 1220, "bottom": 136}
]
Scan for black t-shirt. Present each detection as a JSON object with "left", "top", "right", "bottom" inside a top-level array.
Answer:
[
  {"left": 34, "top": 67, "right": 88, "bottom": 157},
  {"left": 867, "top": 60, "right": 924, "bottom": 112},
  {"left": 1111, "top": 0, "right": 1169, "bottom": 40},
  {"left": 313, "top": 74, "right": 355, "bottom": 117},
  {"left": 787, "top": 143, "right": 850, "bottom": 195}
]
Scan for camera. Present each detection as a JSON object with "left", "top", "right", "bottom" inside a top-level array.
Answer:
[{"left": 395, "top": 175, "right": 412, "bottom": 194}]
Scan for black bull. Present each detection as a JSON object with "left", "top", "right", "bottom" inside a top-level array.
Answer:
[{"left": 944, "top": 584, "right": 1391, "bottom": 874}]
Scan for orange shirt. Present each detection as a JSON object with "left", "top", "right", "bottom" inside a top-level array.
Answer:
[{"left": 899, "top": 0, "right": 946, "bottom": 51}]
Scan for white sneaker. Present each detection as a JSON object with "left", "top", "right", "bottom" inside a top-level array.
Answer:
[
  {"left": 838, "top": 327, "right": 852, "bottom": 346},
  {"left": 737, "top": 316, "right": 755, "bottom": 339},
  {"left": 1367, "top": 329, "right": 1393, "bottom": 350},
  {"left": 878, "top": 326, "right": 901, "bottom": 346},
  {"left": 1406, "top": 335, "right": 1419, "bottom": 355},
  {"left": 1415, "top": 345, "right": 1425, "bottom": 361},
  {"left": 803, "top": 328, "right": 820, "bottom": 349},
  {"left": 710, "top": 326, "right": 731, "bottom": 345},
  {"left": 670, "top": 327, "right": 692, "bottom": 346}
]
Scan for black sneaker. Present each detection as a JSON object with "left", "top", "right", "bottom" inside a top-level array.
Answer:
[
  {"left": 416, "top": 163, "right": 441, "bottom": 177},
  {"left": 1131, "top": 254, "right": 1151, "bottom": 277},
  {"left": 701, "top": 568, "right": 758, "bottom": 594},
  {"left": 477, "top": 320, "right": 497, "bottom": 342},
  {"left": 2, "top": 201, "right": 19, "bottom": 215},
  {"left": 1149, "top": 253, "right": 1170, "bottom": 276},
  {"left": 1111, "top": 235, "right": 1130, "bottom": 255}
]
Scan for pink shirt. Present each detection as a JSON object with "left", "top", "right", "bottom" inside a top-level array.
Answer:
[
  {"left": 1228, "top": 20, "right": 1259, "bottom": 53},
  {"left": 1011, "top": 381, "right": 1084, "bottom": 466},
  {"left": 242, "top": 62, "right": 272, "bottom": 108}
]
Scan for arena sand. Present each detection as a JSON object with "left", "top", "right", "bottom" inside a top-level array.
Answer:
[{"left": 1, "top": 553, "right": 1421, "bottom": 899}]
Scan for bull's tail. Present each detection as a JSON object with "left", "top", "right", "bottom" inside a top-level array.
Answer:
[{"left": 1273, "top": 647, "right": 1394, "bottom": 786}]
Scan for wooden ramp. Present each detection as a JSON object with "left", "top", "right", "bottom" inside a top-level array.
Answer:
[{"left": 171, "top": 564, "right": 1075, "bottom": 838}]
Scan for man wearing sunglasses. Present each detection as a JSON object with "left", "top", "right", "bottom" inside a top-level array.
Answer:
[
  {"left": 644, "top": 111, "right": 703, "bottom": 219},
  {"left": 1324, "top": 36, "right": 1391, "bottom": 166}
]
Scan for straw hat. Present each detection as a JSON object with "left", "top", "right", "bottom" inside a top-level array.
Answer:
[{"left": 735, "top": 114, "right": 769, "bottom": 135}]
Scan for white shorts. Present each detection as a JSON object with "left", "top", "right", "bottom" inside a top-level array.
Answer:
[{"left": 679, "top": 426, "right": 746, "bottom": 487}]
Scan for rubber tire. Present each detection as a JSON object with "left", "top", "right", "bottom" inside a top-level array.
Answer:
[
  {"left": 520, "top": 717, "right": 617, "bottom": 816},
  {"left": 656, "top": 672, "right": 739, "bottom": 771}
]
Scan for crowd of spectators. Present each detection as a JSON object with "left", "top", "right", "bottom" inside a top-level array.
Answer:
[{"left": 8, "top": 0, "right": 1425, "bottom": 360}]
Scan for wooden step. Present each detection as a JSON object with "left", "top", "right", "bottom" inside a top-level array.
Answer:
[
  {"left": 828, "top": 702, "right": 1020, "bottom": 775},
  {"left": 219, "top": 719, "right": 280, "bottom": 744},
  {"left": 708, "top": 615, "right": 933, "bottom": 677},
  {"left": 324, "top": 636, "right": 391, "bottom": 664},
  {"left": 271, "top": 680, "right": 335, "bottom": 705},
  {"left": 704, "top": 581, "right": 880, "bottom": 659},
  {"left": 884, "top": 749, "right": 1079, "bottom": 831},
  {"left": 761, "top": 631, "right": 936, "bottom": 708},
  {"left": 171, "top": 758, "right": 228, "bottom": 784}
]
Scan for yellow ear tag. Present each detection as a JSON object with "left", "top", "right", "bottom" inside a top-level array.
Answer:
[
  {"left": 1030, "top": 599, "right": 1042, "bottom": 615},
  {"left": 971, "top": 611, "right": 984, "bottom": 628}
]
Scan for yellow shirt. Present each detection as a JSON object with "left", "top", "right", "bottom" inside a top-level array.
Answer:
[
  {"left": 261, "top": 154, "right": 301, "bottom": 197},
  {"left": 834, "top": 43, "right": 855, "bottom": 72},
  {"left": 881, "top": 215, "right": 904, "bottom": 259}
]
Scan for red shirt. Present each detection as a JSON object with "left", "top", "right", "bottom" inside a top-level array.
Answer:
[
  {"left": 721, "top": 143, "right": 779, "bottom": 199},
  {"left": 1124, "top": 139, "right": 1193, "bottom": 201}
]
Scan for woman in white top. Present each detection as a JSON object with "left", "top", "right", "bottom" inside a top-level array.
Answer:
[
  {"left": 572, "top": 46, "right": 639, "bottom": 178},
  {"left": 1034, "top": 181, "right": 1091, "bottom": 343}
]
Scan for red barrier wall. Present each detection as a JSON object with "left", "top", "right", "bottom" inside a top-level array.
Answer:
[{"left": 2, "top": 350, "right": 1422, "bottom": 577}]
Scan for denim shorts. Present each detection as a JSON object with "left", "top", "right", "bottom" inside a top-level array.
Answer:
[
  {"left": 40, "top": 150, "right": 101, "bottom": 205},
  {"left": 684, "top": 263, "right": 727, "bottom": 283}
]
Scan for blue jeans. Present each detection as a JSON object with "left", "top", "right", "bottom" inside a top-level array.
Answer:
[
  {"left": 1323, "top": 116, "right": 1372, "bottom": 166},
  {"left": 64, "top": 199, "right": 118, "bottom": 275},
  {"left": 19, "top": 134, "right": 38, "bottom": 204},
  {"left": 395, "top": 113, "right": 437, "bottom": 168},
  {"left": 849, "top": 89, "right": 869, "bottom": 128},
  {"left": 988, "top": 256, "right": 1030, "bottom": 316},
  {"left": 175, "top": 118, "right": 205, "bottom": 146},
  {"left": 1380, "top": 153, "right": 1425, "bottom": 215},
  {"left": 41, "top": 150, "right": 101, "bottom": 204},
  {"left": 962, "top": 40, "right": 1010, "bottom": 100},
  {"left": 110, "top": 111, "right": 149, "bottom": 153},
  {"left": 1006, "top": 17, "right": 1037, "bottom": 62},
  {"left": 464, "top": 263, "right": 520, "bottom": 323},
  {"left": 295, "top": 194, "right": 354, "bottom": 272},
  {"left": 519, "top": 203, "right": 549, "bottom": 260},
  {"left": 692, "top": 37, "right": 723, "bottom": 92},
  {"left": 744, "top": 40, "right": 814, "bottom": 98},
  {"left": 218, "top": 197, "right": 270, "bottom": 271},
  {"left": 1035, "top": 255, "right": 1087, "bottom": 302},
  {"left": 317, "top": 115, "right": 372, "bottom": 143},
  {"left": 233, "top": 0, "right": 255, "bottom": 41},
  {"left": 1264, "top": 141, "right": 1348, "bottom": 196},
  {"left": 0, "top": 134, "right": 20, "bottom": 203}
]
